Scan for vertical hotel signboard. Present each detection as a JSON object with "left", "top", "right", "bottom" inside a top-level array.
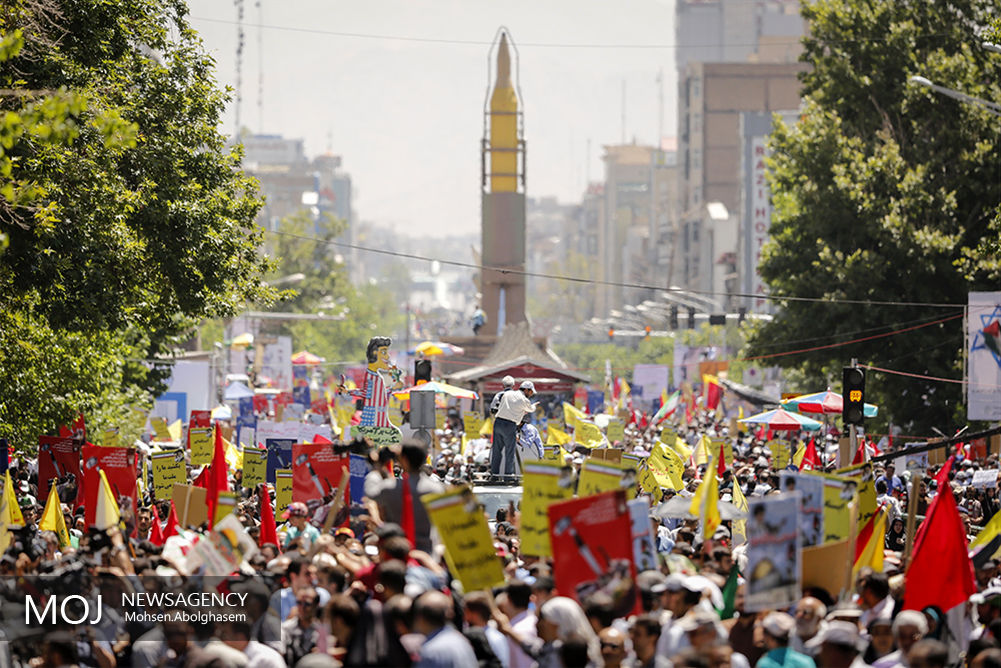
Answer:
[{"left": 740, "top": 111, "right": 799, "bottom": 314}]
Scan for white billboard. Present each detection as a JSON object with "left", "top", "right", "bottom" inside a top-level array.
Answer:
[{"left": 968, "top": 292, "right": 1001, "bottom": 421}]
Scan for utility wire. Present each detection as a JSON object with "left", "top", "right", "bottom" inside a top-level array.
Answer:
[
  {"left": 190, "top": 16, "right": 953, "bottom": 50},
  {"left": 266, "top": 229, "right": 967, "bottom": 309}
]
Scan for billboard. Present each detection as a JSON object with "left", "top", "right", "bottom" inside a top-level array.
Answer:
[{"left": 969, "top": 292, "right": 1001, "bottom": 421}]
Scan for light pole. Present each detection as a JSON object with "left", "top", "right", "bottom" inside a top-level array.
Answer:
[{"left": 908, "top": 75, "right": 1001, "bottom": 117}]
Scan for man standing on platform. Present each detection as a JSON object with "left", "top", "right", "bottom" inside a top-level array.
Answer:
[{"left": 491, "top": 381, "right": 537, "bottom": 480}]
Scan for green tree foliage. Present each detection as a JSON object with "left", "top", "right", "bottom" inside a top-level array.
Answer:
[
  {"left": 0, "top": 1, "right": 274, "bottom": 448},
  {"left": 263, "top": 212, "right": 404, "bottom": 371},
  {"left": 745, "top": 0, "right": 1001, "bottom": 433}
]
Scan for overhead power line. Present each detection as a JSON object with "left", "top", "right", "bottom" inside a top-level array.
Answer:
[{"left": 266, "top": 229, "right": 966, "bottom": 309}]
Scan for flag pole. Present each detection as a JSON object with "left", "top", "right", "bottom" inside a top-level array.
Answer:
[
  {"left": 903, "top": 473, "right": 921, "bottom": 568},
  {"left": 841, "top": 482, "right": 859, "bottom": 602}
]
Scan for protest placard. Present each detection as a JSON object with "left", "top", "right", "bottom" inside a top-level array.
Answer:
[
  {"left": 292, "top": 443, "right": 348, "bottom": 503},
  {"left": 768, "top": 440, "right": 791, "bottom": 469},
  {"left": 745, "top": 492, "right": 801, "bottom": 612},
  {"left": 189, "top": 513, "right": 258, "bottom": 576},
  {"left": 521, "top": 461, "right": 574, "bottom": 557},
  {"left": 37, "top": 436, "right": 81, "bottom": 504},
  {"left": 150, "top": 417, "right": 172, "bottom": 442},
  {"left": 151, "top": 449, "right": 186, "bottom": 501},
  {"left": 81, "top": 445, "right": 137, "bottom": 528},
  {"left": 806, "top": 471, "right": 852, "bottom": 543},
  {"left": 578, "top": 459, "right": 636, "bottom": 500},
  {"left": 265, "top": 439, "right": 295, "bottom": 484},
  {"left": 172, "top": 483, "right": 207, "bottom": 529},
  {"left": 606, "top": 419, "right": 625, "bottom": 443},
  {"left": 462, "top": 412, "right": 483, "bottom": 436},
  {"left": 213, "top": 491, "right": 239, "bottom": 526},
  {"left": 275, "top": 469, "right": 293, "bottom": 518},
  {"left": 242, "top": 447, "right": 267, "bottom": 489},
  {"left": 548, "top": 490, "right": 637, "bottom": 617},
  {"left": 802, "top": 539, "right": 851, "bottom": 601},
  {"left": 424, "top": 488, "right": 505, "bottom": 592},
  {"left": 188, "top": 427, "right": 213, "bottom": 466},
  {"left": 973, "top": 469, "right": 1000, "bottom": 489},
  {"left": 779, "top": 471, "right": 825, "bottom": 547},
  {"left": 628, "top": 498, "right": 658, "bottom": 572}
]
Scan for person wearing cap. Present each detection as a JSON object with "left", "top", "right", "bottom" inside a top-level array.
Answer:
[
  {"left": 516, "top": 414, "right": 544, "bottom": 466},
  {"left": 678, "top": 609, "right": 752, "bottom": 667},
  {"left": 756, "top": 612, "right": 816, "bottom": 668},
  {"left": 871, "top": 610, "right": 928, "bottom": 668},
  {"left": 971, "top": 587, "right": 1001, "bottom": 641},
  {"left": 791, "top": 596, "right": 828, "bottom": 658},
  {"left": 658, "top": 575, "right": 725, "bottom": 658},
  {"left": 490, "top": 376, "right": 516, "bottom": 416},
  {"left": 805, "top": 620, "right": 867, "bottom": 668},
  {"left": 491, "top": 381, "right": 537, "bottom": 479},
  {"left": 280, "top": 501, "right": 319, "bottom": 550}
]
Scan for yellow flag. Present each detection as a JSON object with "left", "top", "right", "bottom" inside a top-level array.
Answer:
[
  {"left": 95, "top": 469, "right": 120, "bottom": 530},
  {"left": 460, "top": 433, "right": 468, "bottom": 457},
  {"left": 689, "top": 464, "right": 721, "bottom": 539},
  {"left": 647, "top": 443, "right": 684, "bottom": 491},
  {"left": 479, "top": 416, "right": 494, "bottom": 437},
  {"left": 167, "top": 419, "right": 183, "bottom": 442},
  {"left": 693, "top": 435, "right": 711, "bottom": 467},
  {"left": 1, "top": 471, "right": 24, "bottom": 527},
  {"left": 574, "top": 421, "right": 604, "bottom": 447},
  {"left": 546, "top": 425, "right": 572, "bottom": 446},
  {"left": 223, "top": 437, "right": 244, "bottom": 470},
  {"left": 793, "top": 443, "right": 806, "bottom": 468},
  {"left": 39, "top": 484, "right": 72, "bottom": 549},
  {"left": 853, "top": 504, "right": 887, "bottom": 577},
  {"left": 0, "top": 478, "right": 12, "bottom": 555},
  {"left": 731, "top": 478, "right": 748, "bottom": 546},
  {"left": 562, "top": 402, "right": 587, "bottom": 430},
  {"left": 738, "top": 406, "right": 744, "bottom": 421},
  {"left": 856, "top": 475, "right": 877, "bottom": 527}
]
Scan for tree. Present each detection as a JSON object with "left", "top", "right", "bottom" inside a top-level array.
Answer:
[
  {"left": 263, "top": 212, "right": 404, "bottom": 371},
  {"left": 745, "top": 0, "right": 1001, "bottom": 433},
  {"left": 0, "top": 1, "right": 274, "bottom": 448}
]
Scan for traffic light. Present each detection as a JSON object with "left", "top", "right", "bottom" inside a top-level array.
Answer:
[
  {"left": 687, "top": 307, "right": 696, "bottom": 330},
  {"left": 669, "top": 306, "right": 679, "bottom": 330},
  {"left": 842, "top": 367, "right": 866, "bottom": 425},
  {"left": 415, "top": 359, "right": 432, "bottom": 384},
  {"left": 607, "top": 327, "right": 615, "bottom": 341},
  {"left": 644, "top": 325, "right": 652, "bottom": 339}
]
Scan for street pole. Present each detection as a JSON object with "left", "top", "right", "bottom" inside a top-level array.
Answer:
[{"left": 848, "top": 358, "right": 859, "bottom": 465}]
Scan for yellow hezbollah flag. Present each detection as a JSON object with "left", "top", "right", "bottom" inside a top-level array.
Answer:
[
  {"left": 731, "top": 478, "right": 748, "bottom": 546},
  {"left": 1, "top": 471, "right": 24, "bottom": 527},
  {"left": 646, "top": 443, "right": 684, "bottom": 491},
  {"left": 689, "top": 462, "right": 721, "bottom": 539},
  {"left": 479, "top": 416, "right": 494, "bottom": 437},
  {"left": 546, "top": 425, "right": 572, "bottom": 446},
  {"left": 223, "top": 437, "right": 244, "bottom": 471},
  {"left": 39, "top": 484, "right": 72, "bottom": 549},
  {"left": 167, "top": 419, "right": 183, "bottom": 442},
  {"left": 95, "top": 468, "right": 120, "bottom": 531},
  {"left": 793, "top": 443, "right": 806, "bottom": 469},
  {"left": 693, "top": 435, "right": 711, "bottom": 467},
  {"left": 574, "top": 421, "right": 604, "bottom": 447},
  {"left": 562, "top": 402, "right": 587, "bottom": 430}
]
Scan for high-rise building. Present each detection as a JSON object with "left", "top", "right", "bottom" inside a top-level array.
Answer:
[{"left": 675, "top": 62, "right": 805, "bottom": 301}]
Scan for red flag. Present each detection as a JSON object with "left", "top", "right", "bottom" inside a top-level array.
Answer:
[
  {"left": 192, "top": 467, "right": 209, "bottom": 489},
  {"left": 716, "top": 450, "right": 726, "bottom": 478},
  {"left": 162, "top": 501, "right": 180, "bottom": 542},
  {"left": 259, "top": 487, "right": 279, "bottom": 549},
  {"left": 703, "top": 375, "right": 721, "bottom": 411},
  {"left": 851, "top": 438, "right": 869, "bottom": 465},
  {"left": 149, "top": 503, "right": 165, "bottom": 546},
  {"left": 903, "top": 459, "right": 976, "bottom": 612},
  {"left": 313, "top": 433, "right": 333, "bottom": 445},
  {"left": 206, "top": 424, "right": 229, "bottom": 528},
  {"left": 800, "top": 438, "right": 820, "bottom": 471},
  {"left": 400, "top": 472, "right": 416, "bottom": 548}
]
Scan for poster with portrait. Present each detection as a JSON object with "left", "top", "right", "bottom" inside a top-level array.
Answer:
[
  {"left": 745, "top": 492, "right": 801, "bottom": 612},
  {"left": 779, "top": 471, "right": 824, "bottom": 547}
]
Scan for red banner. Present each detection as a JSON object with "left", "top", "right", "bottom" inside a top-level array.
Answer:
[
  {"left": 291, "top": 443, "right": 348, "bottom": 504},
  {"left": 81, "top": 445, "right": 138, "bottom": 528},
  {"left": 548, "top": 490, "right": 638, "bottom": 617},
  {"left": 38, "top": 436, "right": 82, "bottom": 508}
]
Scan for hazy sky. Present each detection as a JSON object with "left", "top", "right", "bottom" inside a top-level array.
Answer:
[{"left": 187, "top": 0, "right": 677, "bottom": 238}]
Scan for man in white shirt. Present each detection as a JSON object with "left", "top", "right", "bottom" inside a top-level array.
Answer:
[
  {"left": 491, "top": 381, "right": 537, "bottom": 479},
  {"left": 490, "top": 376, "right": 516, "bottom": 416}
]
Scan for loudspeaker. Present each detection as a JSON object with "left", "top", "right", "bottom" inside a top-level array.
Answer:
[{"left": 409, "top": 388, "right": 436, "bottom": 430}]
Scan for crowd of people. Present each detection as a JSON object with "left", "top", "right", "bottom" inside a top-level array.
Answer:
[{"left": 1, "top": 387, "right": 1000, "bottom": 668}]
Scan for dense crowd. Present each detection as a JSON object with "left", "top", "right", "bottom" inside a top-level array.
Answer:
[{"left": 1, "top": 393, "right": 999, "bottom": 668}]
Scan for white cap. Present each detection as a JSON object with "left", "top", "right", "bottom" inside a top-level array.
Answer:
[
  {"left": 806, "top": 620, "right": 864, "bottom": 652},
  {"left": 520, "top": 380, "right": 535, "bottom": 392},
  {"left": 761, "top": 612, "right": 795, "bottom": 639}
]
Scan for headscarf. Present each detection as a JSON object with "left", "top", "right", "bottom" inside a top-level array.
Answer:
[{"left": 539, "top": 596, "right": 601, "bottom": 666}]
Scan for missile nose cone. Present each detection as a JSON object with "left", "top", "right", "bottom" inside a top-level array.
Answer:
[{"left": 496, "top": 32, "right": 512, "bottom": 89}]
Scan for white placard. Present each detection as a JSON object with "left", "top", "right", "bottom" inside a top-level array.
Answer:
[{"left": 972, "top": 469, "right": 999, "bottom": 489}]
